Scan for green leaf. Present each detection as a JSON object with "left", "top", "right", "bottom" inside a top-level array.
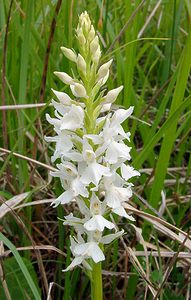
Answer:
[
  {"left": 0, "top": 233, "right": 41, "bottom": 300},
  {"left": 0, "top": 257, "right": 41, "bottom": 300},
  {"left": 149, "top": 27, "right": 191, "bottom": 208}
]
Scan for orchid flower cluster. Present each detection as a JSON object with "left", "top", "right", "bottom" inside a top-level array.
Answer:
[{"left": 45, "top": 11, "right": 140, "bottom": 272}]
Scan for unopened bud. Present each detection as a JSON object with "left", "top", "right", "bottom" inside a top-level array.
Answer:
[
  {"left": 71, "top": 83, "right": 88, "bottom": 98},
  {"left": 97, "top": 71, "right": 109, "bottom": 87},
  {"left": 103, "top": 86, "right": 123, "bottom": 104},
  {"left": 79, "top": 11, "right": 91, "bottom": 33},
  {"left": 92, "top": 46, "right": 101, "bottom": 64},
  {"left": 90, "top": 36, "right": 99, "bottom": 54},
  {"left": 77, "top": 54, "right": 86, "bottom": 74},
  {"left": 54, "top": 71, "right": 74, "bottom": 85},
  {"left": 77, "top": 28, "right": 86, "bottom": 46},
  {"left": 60, "top": 47, "right": 77, "bottom": 62},
  {"left": 98, "top": 59, "right": 113, "bottom": 80},
  {"left": 51, "top": 88, "right": 72, "bottom": 105},
  {"left": 88, "top": 25, "right": 95, "bottom": 41},
  {"left": 100, "top": 103, "right": 111, "bottom": 113}
]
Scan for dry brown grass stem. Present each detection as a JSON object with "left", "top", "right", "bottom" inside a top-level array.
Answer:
[
  {"left": 0, "top": 197, "right": 49, "bottom": 297},
  {"left": 0, "top": 147, "right": 56, "bottom": 171},
  {"left": 0, "top": 103, "right": 46, "bottom": 110},
  {"left": 133, "top": 251, "right": 191, "bottom": 258},
  {"left": 0, "top": 245, "right": 66, "bottom": 259},
  {"left": 138, "top": 0, "right": 162, "bottom": 38}
]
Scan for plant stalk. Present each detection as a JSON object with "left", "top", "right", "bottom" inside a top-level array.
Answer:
[{"left": 91, "top": 261, "right": 103, "bottom": 300}]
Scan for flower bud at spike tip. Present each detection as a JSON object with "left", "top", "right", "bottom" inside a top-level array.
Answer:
[
  {"left": 54, "top": 71, "right": 74, "bottom": 85},
  {"left": 60, "top": 47, "right": 77, "bottom": 62},
  {"left": 98, "top": 59, "right": 113, "bottom": 80},
  {"left": 103, "top": 86, "right": 124, "bottom": 104},
  {"left": 79, "top": 11, "right": 91, "bottom": 33}
]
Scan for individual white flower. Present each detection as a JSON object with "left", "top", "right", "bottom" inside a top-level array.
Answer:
[
  {"left": 101, "top": 174, "right": 132, "bottom": 209},
  {"left": 121, "top": 163, "right": 140, "bottom": 181},
  {"left": 86, "top": 109, "right": 133, "bottom": 158},
  {"left": 63, "top": 213, "right": 87, "bottom": 237},
  {"left": 104, "top": 140, "right": 131, "bottom": 164},
  {"left": 73, "top": 241, "right": 105, "bottom": 263},
  {"left": 51, "top": 99, "right": 70, "bottom": 116},
  {"left": 80, "top": 140, "right": 111, "bottom": 186},
  {"left": 87, "top": 108, "right": 132, "bottom": 143},
  {"left": 87, "top": 132, "right": 131, "bottom": 165},
  {"left": 50, "top": 162, "right": 77, "bottom": 181},
  {"left": 51, "top": 88, "right": 72, "bottom": 105},
  {"left": 84, "top": 193, "right": 115, "bottom": 232},
  {"left": 51, "top": 162, "right": 88, "bottom": 207},
  {"left": 84, "top": 215, "right": 115, "bottom": 231},
  {"left": 110, "top": 107, "right": 134, "bottom": 135},
  {"left": 45, "top": 132, "right": 73, "bottom": 162},
  {"left": 63, "top": 256, "right": 84, "bottom": 272},
  {"left": 46, "top": 104, "right": 84, "bottom": 132},
  {"left": 60, "top": 104, "right": 84, "bottom": 130},
  {"left": 46, "top": 113, "right": 63, "bottom": 134},
  {"left": 63, "top": 236, "right": 92, "bottom": 272},
  {"left": 100, "top": 174, "right": 135, "bottom": 221}
]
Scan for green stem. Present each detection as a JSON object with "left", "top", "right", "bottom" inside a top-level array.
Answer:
[{"left": 91, "top": 261, "right": 103, "bottom": 300}]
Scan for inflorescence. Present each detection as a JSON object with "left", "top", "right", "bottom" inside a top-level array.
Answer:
[{"left": 45, "top": 11, "right": 140, "bottom": 271}]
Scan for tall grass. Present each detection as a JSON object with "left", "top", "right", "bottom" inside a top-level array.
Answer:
[{"left": 0, "top": 1, "right": 191, "bottom": 299}]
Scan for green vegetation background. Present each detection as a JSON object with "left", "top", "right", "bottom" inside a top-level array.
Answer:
[{"left": 0, "top": 0, "right": 191, "bottom": 299}]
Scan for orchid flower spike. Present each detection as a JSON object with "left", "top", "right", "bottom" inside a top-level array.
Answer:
[{"left": 45, "top": 10, "right": 140, "bottom": 272}]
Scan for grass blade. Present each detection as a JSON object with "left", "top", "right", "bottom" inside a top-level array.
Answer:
[
  {"left": 149, "top": 27, "right": 191, "bottom": 208},
  {"left": 0, "top": 233, "right": 41, "bottom": 300}
]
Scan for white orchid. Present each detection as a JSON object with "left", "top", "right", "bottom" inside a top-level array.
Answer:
[
  {"left": 45, "top": 103, "right": 84, "bottom": 133},
  {"left": 121, "top": 163, "right": 141, "bottom": 180},
  {"left": 84, "top": 193, "right": 115, "bottom": 232},
  {"left": 45, "top": 132, "right": 73, "bottom": 162},
  {"left": 45, "top": 11, "right": 140, "bottom": 277},
  {"left": 63, "top": 236, "right": 92, "bottom": 272},
  {"left": 79, "top": 140, "right": 111, "bottom": 186},
  {"left": 50, "top": 162, "right": 88, "bottom": 206},
  {"left": 63, "top": 229, "right": 125, "bottom": 272}
]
